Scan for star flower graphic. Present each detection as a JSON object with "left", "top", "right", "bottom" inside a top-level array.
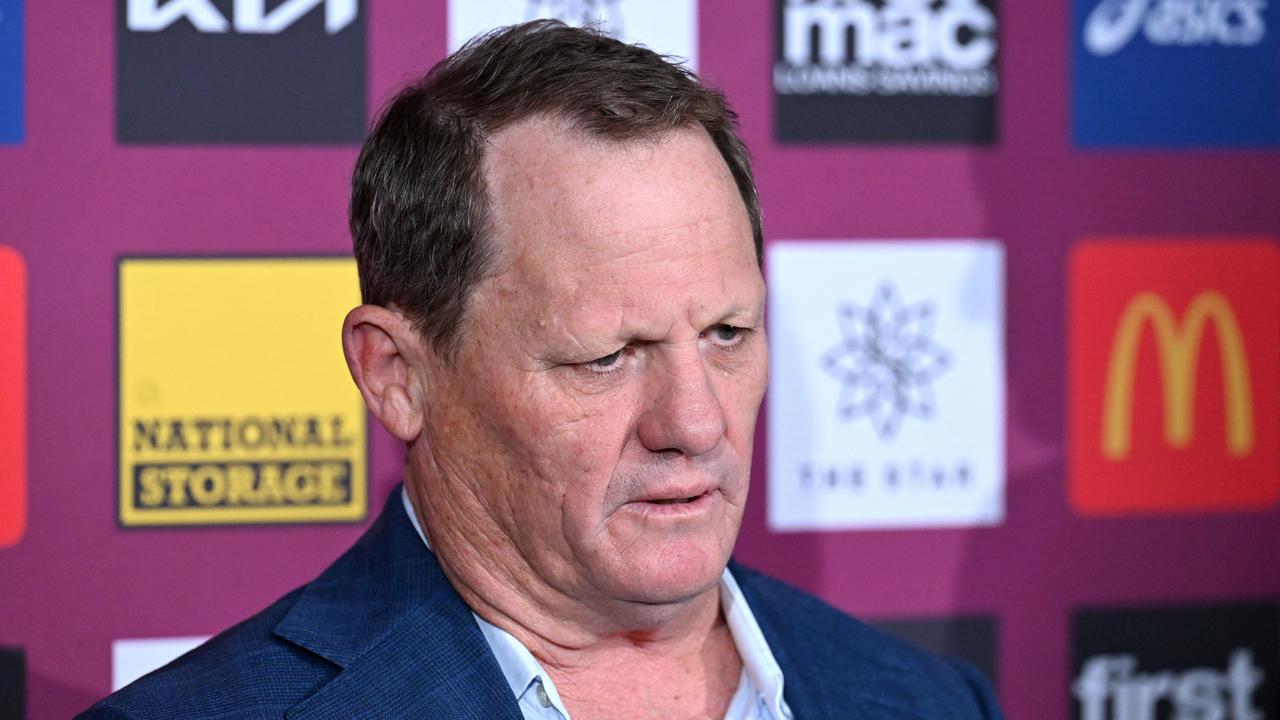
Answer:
[{"left": 820, "top": 283, "right": 952, "bottom": 440}]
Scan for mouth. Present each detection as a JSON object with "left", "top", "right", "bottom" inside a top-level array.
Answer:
[
  {"left": 624, "top": 489, "right": 716, "bottom": 517},
  {"left": 646, "top": 494, "right": 704, "bottom": 505}
]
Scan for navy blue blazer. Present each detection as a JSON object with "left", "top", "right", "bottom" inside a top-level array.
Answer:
[{"left": 80, "top": 489, "right": 1004, "bottom": 719}]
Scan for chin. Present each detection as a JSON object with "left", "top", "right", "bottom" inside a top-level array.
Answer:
[{"left": 606, "top": 539, "right": 730, "bottom": 606}]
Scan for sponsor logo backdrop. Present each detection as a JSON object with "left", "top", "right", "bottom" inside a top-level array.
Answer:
[
  {"left": 111, "top": 637, "right": 207, "bottom": 692},
  {"left": 1072, "top": 602, "right": 1279, "bottom": 719},
  {"left": 116, "top": 0, "right": 367, "bottom": 142},
  {"left": 1069, "top": 240, "right": 1280, "bottom": 515},
  {"left": 117, "top": 257, "right": 367, "bottom": 526},
  {"left": 0, "top": 247, "right": 25, "bottom": 549},
  {"left": 1072, "top": 0, "right": 1280, "bottom": 147},
  {"left": 768, "top": 240, "right": 1005, "bottom": 530},
  {"left": 874, "top": 615, "right": 999, "bottom": 687},
  {"left": 449, "top": 0, "right": 698, "bottom": 68},
  {"left": 0, "top": 0, "right": 21, "bottom": 144},
  {"left": 0, "top": 647, "right": 24, "bottom": 720},
  {"left": 774, "top": 0, "right": 999, "bottom": 142},
  {"left": 0, "top": 3, "right": 1277, "bottom": 719}
]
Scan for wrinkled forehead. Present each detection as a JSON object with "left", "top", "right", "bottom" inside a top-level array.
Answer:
[{"left": 478, "top": 118, "right": 756, "bottom": 299}]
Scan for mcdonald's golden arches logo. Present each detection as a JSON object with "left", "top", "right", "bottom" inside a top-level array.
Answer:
[
  {"left": 1102, "top": 291, "right": 1253, "bottom": 460},
  {"left": 1069, "top": 239, "right": 1280, "bottom": 516}
]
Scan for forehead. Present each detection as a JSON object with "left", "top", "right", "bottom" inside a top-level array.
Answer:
[{"left": 479, "top": 118, "right": 757, "bottom": 300}]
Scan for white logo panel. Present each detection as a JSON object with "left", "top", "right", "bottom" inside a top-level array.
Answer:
[
  {"left": 112, "top": 636, "right": 209, "bottom": 691},
  {"left": 448, "top": 0, "right": 698, "bottom": 69},
  {"left": 767, "top": 240, "right": 1005, "bottom": 531}
]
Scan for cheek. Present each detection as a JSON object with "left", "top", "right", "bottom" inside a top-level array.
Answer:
[
  {"left": 720, "top": 355, "right": 769, "bottom": 437},
  {"left": 492, "top": 383, "right": 636, "bottom": 495},
  {"left": 541, "top": 406, "right": 633, "bottom": 483},
  {"left": 540, "top": 412, "right": 638, "bottom": 542}
]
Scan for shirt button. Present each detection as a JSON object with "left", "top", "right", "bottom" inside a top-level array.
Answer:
[{"left": 536, "top": 682, "right": 552, "bottom": 708}]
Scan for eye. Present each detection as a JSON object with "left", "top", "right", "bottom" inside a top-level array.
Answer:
[
  {"left": 706, "top": 324, "right": 749, "bottom": 347},
  {"left": 582, "top": 348, "right": 626, "bottom": 374}
]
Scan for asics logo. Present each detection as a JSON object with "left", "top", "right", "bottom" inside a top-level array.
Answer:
[{"left": 1084, "top": 0, "right": 1266, "bottom": 56}]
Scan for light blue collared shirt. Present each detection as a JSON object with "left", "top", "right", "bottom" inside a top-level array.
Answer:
[{"left": 402, "top": 489, "right": 792, "bottom": 720}]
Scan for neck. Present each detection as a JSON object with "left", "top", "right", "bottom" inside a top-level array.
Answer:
[
  {"left": 404, "top": 457, "right": 744, "bottom": 719},
  {"left": 402, "top": 464, "right": 730, "bottom": 673}
]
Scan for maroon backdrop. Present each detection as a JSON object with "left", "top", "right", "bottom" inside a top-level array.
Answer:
[{"left": 1, "top": 2, "right": 1278, "bottom": 718}]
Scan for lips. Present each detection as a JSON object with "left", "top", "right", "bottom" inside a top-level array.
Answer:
[
  {"left": 647, "top": 495, "right": 703, "bottom": 505},
  {"left": 619, "top": 486, "right": 717, "bottom": 519},
  {"left": 632, "top": 484, "right": 715, "bottom": 505}
]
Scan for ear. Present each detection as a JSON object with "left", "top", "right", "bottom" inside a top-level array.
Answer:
[{"left": 341, "top": 305, "right": 424, "bottom": 443}]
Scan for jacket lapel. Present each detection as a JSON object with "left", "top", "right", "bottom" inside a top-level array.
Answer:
[
  {"left": 274, "top": 488, "right": 522, "bottom": 720},
  {"left": 729, "top": 561, "right": 836, "bottom": 720},
  {"left": 730, "top": 559, "right": 931, "bottom": 720}
]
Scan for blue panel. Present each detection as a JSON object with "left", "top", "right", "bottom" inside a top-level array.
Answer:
[
  {"left": 1072, "top": 0, "right": 1280, "bottom": 148},
  {"left": 0, "top": 0, "right": 21, "bottom": 145}
]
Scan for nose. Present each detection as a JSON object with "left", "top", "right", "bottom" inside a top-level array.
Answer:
[{"left": 636, "top": 348, "right": 727, "bottom": 457}]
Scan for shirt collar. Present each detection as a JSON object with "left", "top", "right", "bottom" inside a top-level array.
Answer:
[
  {"left": 720, "top": 564, "right": 792, "bottom": 718},
  {"left": 401, "top": 489, "right": 571, "bottom": 716},
  {"left": 401, "top": 487, "right": 791, "bottom": 719}
]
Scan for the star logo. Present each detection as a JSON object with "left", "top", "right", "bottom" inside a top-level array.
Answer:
[
  {"left": 821, "top": 283, "right": 952, "bottom": 440},
  {"left": 528, "top": 0, "right": 624, "bottom": 33}
]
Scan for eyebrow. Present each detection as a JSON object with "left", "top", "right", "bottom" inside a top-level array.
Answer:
[
  {"left": 535, "top": 295, "right": 765, "bottom": 359},
  {"left": 711, "top": 300, "right": 765, "bottom": 327}
]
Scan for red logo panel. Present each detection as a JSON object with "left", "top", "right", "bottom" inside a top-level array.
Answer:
[
  {"left": 0, "top": 246, "right": 25, "bottom": 547},
  {"left": 1069, "top": 239, "right": 1280, "bottom": 515}
]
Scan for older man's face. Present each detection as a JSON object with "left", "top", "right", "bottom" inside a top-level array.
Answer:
[{"left": 420, "top": 119, "right": 766, "bottom": 607}]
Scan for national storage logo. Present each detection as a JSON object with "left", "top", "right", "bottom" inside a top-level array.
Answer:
[
  {"left": 0, "top": 246, "right": 25, "bottom": 548},
  {"left": 774, "top": 0, "right": 999, "bottom": 143},
  {"left": 1068, "top": 239, "right": 1280, "bottom": 515},
  {"left": 767, "top": 240, "right": 1005, "bottom": 530},
  {"left": 1072, "top": 0, "right": 1280, "bottom": 147},
  {"left": 116, "top": 0, "right": 366, "bottom": 143},
  {"left": 1072, "top": 602, "right": 1278, "bottom": 719},
  {"left": 117, "top": 257, "right": 367, "bottom": 526}
]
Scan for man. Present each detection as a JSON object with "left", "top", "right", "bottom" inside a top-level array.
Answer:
[{"left": 82, "top": 21, "right": 1003, "bottom": 719}]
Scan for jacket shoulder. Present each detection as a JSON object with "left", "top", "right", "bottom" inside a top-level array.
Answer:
[
  {"left": 76, "top": 587, "right": 336, "bottom": 720},
  {"left": 731, "top": 563, "right": 1004, "bottom": 720}
]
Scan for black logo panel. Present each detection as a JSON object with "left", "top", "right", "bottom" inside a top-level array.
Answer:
[
  {"left": 774, "top": 0, "right": 999, "bottom": 143},
  {"left": 0, "top": 646, "right": 24, "bottom": 720},
  {"left": 116, "top": 0, "right": 366, "bottom": 143},
  {"left": 874, "top": 615, "right": 997, "bottom": 688},
  {"left": 1072, "top": 602, "right": 1279, "bottom": 720}
]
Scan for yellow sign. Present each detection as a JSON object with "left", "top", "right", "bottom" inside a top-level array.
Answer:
[
  {"left": 1102, "top": 291, "right": 1254, "bottom": 460},
  {"left": 118, "top": 258, "right": 367, "bottom": 526}
]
